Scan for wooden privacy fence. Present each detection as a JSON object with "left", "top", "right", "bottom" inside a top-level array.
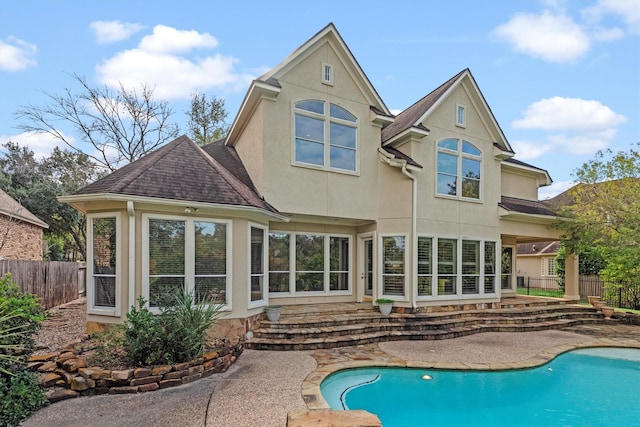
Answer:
[{"left": 0, "top": 260, "right": 85, "bottom": 309}]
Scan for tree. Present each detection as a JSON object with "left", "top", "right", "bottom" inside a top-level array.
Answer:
[
  {"left": 0, "top": 142, "right": 101, "bottom": 260},
  {"left": 186, "top": 92, "right": 229, "bottom": 146},
  {"left": 15, "top": 74, "right": 179, "bottom": 172},
  {"left": 553, "top": 143, "right": 640, "bottom": 285}
]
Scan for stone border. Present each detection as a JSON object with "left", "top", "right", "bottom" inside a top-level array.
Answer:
[
  {"left": 301, "top": 338, "right": 640, "bottom": 410},
  {"left": 28, "top": 342, "right": 244, "bottom": 403}
]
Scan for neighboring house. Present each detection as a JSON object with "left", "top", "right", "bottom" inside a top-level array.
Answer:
[
  {"left": 61, "top": 24, "right": 575, "bottom": 338},
  {"left": 0, "top": 189, "right": 49, "bottom": 260},
  {"left": 516, "top": 241, "right": 561, "bottom": 288}
]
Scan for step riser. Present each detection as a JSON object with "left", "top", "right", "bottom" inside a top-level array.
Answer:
[{"left": 247, "top": 318, "right": 603, "bottom": 351}]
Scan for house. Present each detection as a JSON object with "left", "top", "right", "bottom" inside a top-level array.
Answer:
[
  {"left": 60, "top": 23, "right": 580, "bottom": 338},
  {"left": 516, "top": 241, "right": 561, "bottom": 288},
  {"left": 0, "top": 189, "right": 49, "bottom": 260}
]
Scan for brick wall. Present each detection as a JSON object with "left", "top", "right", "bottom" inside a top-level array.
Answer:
[{"left": 0, "top": 214, "right": 44, "bottom": 261}]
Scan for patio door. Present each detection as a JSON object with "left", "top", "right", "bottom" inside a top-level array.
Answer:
[{"left": 357, "top": 233, "right": 376, "bottom": 301}]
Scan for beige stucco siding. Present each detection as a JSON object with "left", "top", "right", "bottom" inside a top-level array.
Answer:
[
  {"left": 248, "top": 42, "right": 381, "bottom": 220},
  {"left": 501, "top": 170, "right": 539, "bottom": 200}
]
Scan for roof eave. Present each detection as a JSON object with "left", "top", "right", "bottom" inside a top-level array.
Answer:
[
  {"left": 382, "top": 126, "right": 430, "bottom": 147},
  {"left": 226, "top": 80, "right": 281, "bottom": 145},
  {"left": 58, "top": 193, "right": 290, "bottom": 222}
]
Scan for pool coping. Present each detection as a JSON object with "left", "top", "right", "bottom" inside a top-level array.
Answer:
[{"left": 301, "top": 338, "right": 640, "bottom": 410}]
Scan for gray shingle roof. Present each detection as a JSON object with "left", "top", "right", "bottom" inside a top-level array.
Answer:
[
  {"left": 72, "top": 135, "right": 278, "bottom": 214},
  {"left": 500, "top": 196, "right": 558, "bottom": 216},
  {"left": 381, "top": 69, "right": 466, "bottom": 143}
]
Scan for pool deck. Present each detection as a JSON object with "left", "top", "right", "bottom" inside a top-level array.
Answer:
[
  {"left": 23, "top": 322, "right": 640, "bottom": 427},
  {"left": 298, "top": 322, "right": 640, "bottom": 423}
]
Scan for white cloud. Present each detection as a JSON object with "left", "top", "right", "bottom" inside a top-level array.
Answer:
[
  {"left": 96, "top": 25, "right": 254, "bottom": 100},
  {"left": 591, "top": 26, "right": 625, "bottom": 41},
  {"left": 90, "top": 20, "right": 145, "bottom": 44},
  {"left": 512, "top": 97, "right": 626, "bottom": 158},
  {"left": 582, "top": 0, "right": 640, "bottom": 34},
  {"left": 0, "top": 36, "right": 37, "bottom": 71},
  {"left": 510, "top": 140, "right": 555, "bottom": 160},
  {"left": 512, "top": 97, "right": 626, "bottom": 132},
  {"left": 0, "top": 131, "right": 70, "bottom": 158},
  {"left": 138, "top": 25, "right": 218, "bottom": 53},
  {"left": 548, "top": 130, "right": 615, "bottom": 155},
  {"left": 539, "top": 180, "right": 576, "bottom": 200},
  {"left": 493, "top": 10, "right": 590, "bottom": 63}
]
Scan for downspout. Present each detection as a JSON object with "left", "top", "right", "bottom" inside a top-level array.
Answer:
[
  {"left": 127, "top": 201, "right": 135, "bottom": 313},
  {"left": 400, "top": 165, "right": 418, "bottom": 311},
  {"left": 381, "top": 155, "right": 418, "bottom": 310}
]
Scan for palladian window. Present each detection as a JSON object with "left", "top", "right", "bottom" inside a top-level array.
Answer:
[
  {"left": 437, "top": 139, "right": 481, "bottom": 199},
  {"left": 294, "top": 100, "right": 357, "bottom": 172}
]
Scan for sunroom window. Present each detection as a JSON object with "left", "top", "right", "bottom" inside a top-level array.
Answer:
[
  {"left": 144, "top": 216, "right": 229, "bottom": 308},
  {"left": 437, "top": 139, "right": 481, "bottom": 199},
  {"left": 417, "top": 237, "right": 432, "bottom": 296},
  {"left": 294, "top": 100, "right": 357, "bottom": 172},
  {"left": 88, "top": 214, "right": 119, "bottom": 314},
  {"left": 437, "top": 239, "right": 457, "bottom": 295}
]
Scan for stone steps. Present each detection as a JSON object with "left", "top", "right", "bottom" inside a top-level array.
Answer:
[{"left": 246, "top": 304, "right": 604, "bottom": 351}]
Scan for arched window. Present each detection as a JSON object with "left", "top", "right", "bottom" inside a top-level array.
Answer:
[
  {"left": 294, "top": 100, "right": 357, "bottom": 172},
  {"left": 436, "top": 139, "right": 481, "bottom": 199}
]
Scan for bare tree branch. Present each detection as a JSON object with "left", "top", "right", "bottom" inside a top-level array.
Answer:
[{"left": 15, "top": 74, "right": 180, "bottom": 172}]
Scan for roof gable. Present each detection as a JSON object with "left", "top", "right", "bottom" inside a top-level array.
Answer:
[
  {"left": 227, "top": 23, "right": 390, "bottom": 144},
  {"left": 382, "top": 69, "right": 513, "bottom": 153},
  {"left": 70, "top": 135, "right": 278, "bottom": 214}
]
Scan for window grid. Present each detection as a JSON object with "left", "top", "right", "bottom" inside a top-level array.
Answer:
[
  {"left": 436, "top": 139, "right": 481, "bottom": 200},
  {"left": 294, "top": 100, "right": 357, "bottom": 172}
]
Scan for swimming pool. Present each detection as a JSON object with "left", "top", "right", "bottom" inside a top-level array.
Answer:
[{"left": 321, "top": 347, "right": 640, "bottom": 426}]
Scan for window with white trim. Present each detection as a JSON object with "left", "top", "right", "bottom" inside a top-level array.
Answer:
[
  {"left": 268, "top": 232, "right": 351, "bottom": 294},
  {"left": 462, "top": 240, "right": 480, "bottom": 294},
  {"left": 88, "top": 214, "right": 119, "bottom": 314},
  {"left": 382, "top": 236, "right": 405, "bottom": 296},
  {"left": 322, "top": 63, "right": 333, "bottom": 85},
  {"left": 437, "top": 138, "right": 481, "bottom": 199},
  {"left": 437, "top": 239, "right": 457, "bottom": 295},
  {"left": 484, "top": 242, "right": 496, "bottom": 293},
  {"left": 456, "top": 105, "right": 466, "bottom": 127},
  {"left": 417, "top": 237, "right": 432, "bottom": 296},
  {"left": 294, "top": 100, "right": 357, "bottom": 172},
  {"left": 144, "top": 216, "right": 229, "bottom": 308},
  {"left": 542, "top": 257, "right": 556, "bottom": 277},
  {"left": 250, "top": 226, "right": 266, "bottom": 303}
]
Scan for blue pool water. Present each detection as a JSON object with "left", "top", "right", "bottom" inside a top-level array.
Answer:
[{"left": 321, "top": 348, "right": 640, "bottom": 427}]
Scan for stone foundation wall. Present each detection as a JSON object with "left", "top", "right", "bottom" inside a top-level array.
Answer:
[
  {"left": 28, "top": 341, "right": 244, "bottom": 403},
  {"left": 613, "top": 311, "right": 640, "bottom": 325}
]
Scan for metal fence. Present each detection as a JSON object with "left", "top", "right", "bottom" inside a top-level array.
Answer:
[
  {"left": 517, "top": 274, "right": 640, "bottom": 310},
  {"left": 0, "top": 260, "right": 85, "bottom": 309},
  {"left": 517, "top": 276, "right": 564, "bottom": 298}
]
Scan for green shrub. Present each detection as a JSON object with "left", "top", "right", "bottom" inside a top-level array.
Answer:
[
  {"left": 0, "top": 370, "right": 48, "bottom": 427},
  {"left": 124, "top": 291, "right": 223, "bottom": 366},
  {"left": 0, "top": 273, "right": 47, "bottom": 425}
]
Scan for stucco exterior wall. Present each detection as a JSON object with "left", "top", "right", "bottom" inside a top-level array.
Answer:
[
  {"left": 501, "top": 169, "right": 539, "bottom": 200},
  {"left": 0, "top": 215, "right": 44, "bottom": 260},
  {"left": 247, "top": 41, "right": 381, "bottom": 221}
]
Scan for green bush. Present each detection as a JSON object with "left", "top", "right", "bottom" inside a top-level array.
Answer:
[
  {"left": 0, "top": 273, "right": 47, "bottom": 425},
  {"left": 0, "top": 370, "right": 48, "bottom": 427},
  {"left": 124, "top": 290, "right": 223, "bottom": 366}
]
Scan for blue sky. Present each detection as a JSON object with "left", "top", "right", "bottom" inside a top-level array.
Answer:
[{"left": 1, "top": 0, "right": 638, "bottom": 199}]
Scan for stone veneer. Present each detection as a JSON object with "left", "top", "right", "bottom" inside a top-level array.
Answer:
[{"left": 28, "top": 340, "right": 244, "bottom": 402}]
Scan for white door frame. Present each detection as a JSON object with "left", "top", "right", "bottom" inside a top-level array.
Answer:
[{"left": 357, "top": 232, "right": 376, "bottom": 303}]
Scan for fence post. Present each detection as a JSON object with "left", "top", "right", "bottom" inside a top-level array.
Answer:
[
  {"left": 526, "top": 277, "right": 530, "bottom": 295},
  {"left": 618, "top": 287, "right": 622, "bottom": 308}
]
